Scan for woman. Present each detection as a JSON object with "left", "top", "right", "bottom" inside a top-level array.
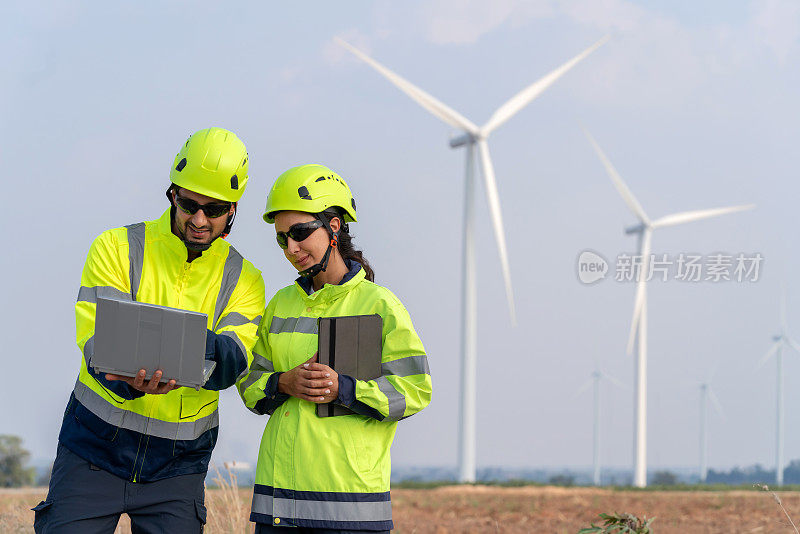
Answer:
[{"left": 238, "top": 164, "right": 432, "bottom": 533}]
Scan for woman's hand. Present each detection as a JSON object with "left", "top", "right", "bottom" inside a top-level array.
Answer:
[{"left": 278, "top": 353, "right": 339, "bottom": 403}]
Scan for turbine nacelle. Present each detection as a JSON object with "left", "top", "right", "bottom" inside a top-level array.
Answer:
[
  {"left": 625, "top": 223, "right": 646, "bottom": 236},
  {"left": 449, "top": 132, "right": 476, "bottom": 148}
]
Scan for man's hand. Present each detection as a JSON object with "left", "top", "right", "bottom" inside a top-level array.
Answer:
[
  {"left": 278, "top": 353, "right": 338, "bottom": 403},
  {"left": 106, "top": 369, "right": 180, "bottom": 395}
]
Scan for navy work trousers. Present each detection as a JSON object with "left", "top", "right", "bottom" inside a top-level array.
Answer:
[
  {"left": 255, "top": 525, "right": 390, "bottom": 534},
  {"left": 33, "top": 443, "right": 206, "bottom": 533}
]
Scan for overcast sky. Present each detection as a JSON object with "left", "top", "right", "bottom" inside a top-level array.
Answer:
[{"left": 3, "top": 1, "right": 800, "bottom": 475}]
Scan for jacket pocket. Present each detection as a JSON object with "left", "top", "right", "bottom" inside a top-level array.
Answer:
[
  {"left": 180, "top": 389, "right": 202, "bottom": 419},
  {"left": 194, "top": 499, "right": 207, "bottom": 525},
  {"left": 345, "top": 424, "right": 373, "bottom": 475},
  {"left": 32, "top": 500, "right": 52, "bottom": 532}
]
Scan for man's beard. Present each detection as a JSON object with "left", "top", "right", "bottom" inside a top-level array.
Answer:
[{"left": 179, "top": 221, "right": 218, "bottom": 252}]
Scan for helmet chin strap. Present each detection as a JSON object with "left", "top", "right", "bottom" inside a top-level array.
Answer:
[{"left": 298, "top": 216, "right": 339, "bottom": 278}]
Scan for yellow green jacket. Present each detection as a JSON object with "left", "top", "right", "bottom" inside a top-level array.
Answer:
[
  {"left": 58, "top": 209, "right": 265, "bottom": 482},
  {"left": 238, "top": 263, "right": 432, "bottom": 530}
]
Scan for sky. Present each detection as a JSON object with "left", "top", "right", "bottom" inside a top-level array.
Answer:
[{"left": 2, "top": 0, "right": 800, "bottom": 475}]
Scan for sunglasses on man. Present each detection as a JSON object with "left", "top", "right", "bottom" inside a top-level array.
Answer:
[
  {"left": 174, "top": 194, "right": 232, "bottom": 219},
  {"left": 276, "top": 220, "right": 325, "bottom": 249}
]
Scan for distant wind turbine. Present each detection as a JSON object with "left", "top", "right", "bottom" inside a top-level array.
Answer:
[
  {"left": 757, "top": 291, "right": 800, "bottom": 486},
  {"left": 577, "top": 368, "right": 626, "bottom": 486},
  {"left": 339, "top": 36, "right": 609, "bottom": 483},
  {"left": 584, "top": 129, "right": 754, "bottom": 487},
  {"left": 698, "top": 381, "right": 724, "bottom": 483}
]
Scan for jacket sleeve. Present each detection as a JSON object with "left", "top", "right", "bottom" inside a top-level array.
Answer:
[
  {"left": 237, "top": 297, "right": 290, "bottom": 415},
  {"left": 76, "top": 231, "right": 144, "bottom": 400},
  {"left": 337, "top": 301, "right": 432, "bottom": 422},
  {"left": 207, "top": 269, "right": 266, "bottom": 391}
]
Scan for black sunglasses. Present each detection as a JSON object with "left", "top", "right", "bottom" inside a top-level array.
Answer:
[
  {"left": 276, "top": 220, "right": 324, "bottom": 249},
  {"left": 174, "top": 195, "right": 232, "bottom": 219}
]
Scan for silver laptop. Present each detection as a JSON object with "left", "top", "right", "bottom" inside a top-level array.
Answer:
[{"left": 92, "top": 297, "right": 215, "bottom": 390}]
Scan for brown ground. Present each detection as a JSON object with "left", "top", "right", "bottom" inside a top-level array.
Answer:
[{"left": 3, "top": 485, "right": 799, "bottom": 533}]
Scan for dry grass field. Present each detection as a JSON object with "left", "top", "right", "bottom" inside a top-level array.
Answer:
[{"left": 4, "top": 484, "right": 800, "bottom": 533}]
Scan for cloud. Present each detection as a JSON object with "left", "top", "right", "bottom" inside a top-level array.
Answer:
[
  {"left": 418, "top": 0, "right": 555, "bottom": 45},
  {"left": 402, "top": 0, "right": 799, "bottom": 111},
  {"left": 752, "top": 0, "right": 800, "bottom": 63}
]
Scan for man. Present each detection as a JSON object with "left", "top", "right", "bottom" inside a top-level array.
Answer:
[{"left": 33, "top": 127, "right": 266, "bottom": 533}]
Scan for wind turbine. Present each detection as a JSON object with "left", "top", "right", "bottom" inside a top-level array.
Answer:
[
  {"left": 577, "top": 368, "right": 626, "bottom": 486},
  {"left": 757, "top": 292, "right": 800, "bottom": 486},
  {"left": 584, "top": 129, "right": 754, "bottom": 487},
  {"left": 337, "top": 36, "right": 608, "bottom": 482},
  {"left": 698, "top": 381, "right": 724, "bottom": 483}
]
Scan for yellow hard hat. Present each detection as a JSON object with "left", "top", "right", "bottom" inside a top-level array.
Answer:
[
  {"left": 263, "top": 164, "right": 357, "bottom": 224},
  {"left": 170, "top": 127, "right": 249, "bottom": 202}
]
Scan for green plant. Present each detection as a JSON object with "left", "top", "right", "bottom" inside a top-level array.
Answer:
[
  {"left": 0, "top": 435, "right": 35, "bottom": 488},
  {"left": 578, "top": 512, "right": 655, "bottom": 533}
]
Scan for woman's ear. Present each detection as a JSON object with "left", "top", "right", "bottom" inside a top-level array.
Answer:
[{"left": 328, "top": 216, "right": 341, "bottom": 233}]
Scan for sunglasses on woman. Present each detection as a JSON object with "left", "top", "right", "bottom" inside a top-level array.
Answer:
[
  {"left": 174, "top": 195, "right": 232, "bottom": 219},
  {"left": 276, "top": 220, "right": 324, "bottom": 249}
]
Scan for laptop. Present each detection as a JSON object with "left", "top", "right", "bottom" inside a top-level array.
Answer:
[{"left": 91, "top": 297, "right": 215, "bottom": 390}]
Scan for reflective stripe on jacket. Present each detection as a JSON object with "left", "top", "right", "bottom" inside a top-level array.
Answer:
[
  {"left": 238, "top": 265, "right": 432, "bottom": 530},
  {"left": 59, "top": 209, "right": 265, "bottom": 482}
]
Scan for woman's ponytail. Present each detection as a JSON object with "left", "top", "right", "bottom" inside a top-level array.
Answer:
[{"left": 322, "top": 208, "right": 375, "bottom": 282}]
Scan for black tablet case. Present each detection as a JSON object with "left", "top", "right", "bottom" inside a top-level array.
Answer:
[{"left": 316, "top": 314, "right": 382, "bottom": 417}]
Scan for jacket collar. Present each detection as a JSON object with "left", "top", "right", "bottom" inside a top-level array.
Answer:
[{"left": 294, "top": 259, "right": 365, "bottom": 302}]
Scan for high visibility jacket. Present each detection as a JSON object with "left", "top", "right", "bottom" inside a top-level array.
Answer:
[
  {"left": 238, "top": 263, "right": 432, "bottom": 531},
  {"left": 58, "top": 209, "right": 265, "bottom": 482}
]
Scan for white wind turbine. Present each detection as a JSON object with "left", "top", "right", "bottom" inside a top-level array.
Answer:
[
  {"left": 757, "top": 292, "right": 800, "bottom": 486},
  {"left": 577, "top": 368, "right": 626, "bottom": 486},
  {"left": 338, "top": 36, "right": 609, "bottom": 483},
  {"left": 698, "top": 380, "right": 724, "bottom": 483},
  {"left": 584, "top": 130, "right": 754, "bottom": 487}
]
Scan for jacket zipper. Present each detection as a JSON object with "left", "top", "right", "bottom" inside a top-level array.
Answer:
[{"left": 132, "top": 261, "right": 191, "bottom": 482}]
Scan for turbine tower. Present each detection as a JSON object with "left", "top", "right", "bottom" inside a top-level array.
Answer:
[
  {"left": 584, "top": 130, "right": 754, "bottom": 487},
  {"left": 338, "top": 36, "right": 608, "bottom": 482},
  {"left": 698, "top": 381, "right": 724, "bottom": 483},
  {"left": 577, "top": 368, "right": 625, "bottom": 486},
  {"left": 758, "top": 292, "right": 800, "bottom": 486}
]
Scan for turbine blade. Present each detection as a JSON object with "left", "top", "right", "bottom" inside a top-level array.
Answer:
[
  {"left": 335, "top": 38, "right": 480, "bottom": 134},
  {"left": 583, "top": 129, "right": 651, "bottom": 225},
  {"left": 476, "top": 139, "right": 516, "bottom": 324},
  {"left": 786, "top": 337, "right": 800, "bottom": 355},
  {"left": 757, "top": 343, "right": 780, "bottom": 369},
  {"left": 708, "top": 388, "right": 726, "bottom": 421},
  {"left": 575, "top": 378, "right": 594, "bottom": 397},
  {"left": 781, "top": 289, "right": 788, "bottom": 333},
  {"left": 600, "top": 371, "right": 628, "bottom": 390},
  {"left": 706, "top": 358, "right": 721, "bottom": 384},
  {"left": 627, "top": 230, "right": 651, "bottom": 354},
  {"left": 483, "top": 36, "right": 609, "bottom": 135},
  {"left": 651, "top": 204, "right": 755, "bottom": 229}
]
